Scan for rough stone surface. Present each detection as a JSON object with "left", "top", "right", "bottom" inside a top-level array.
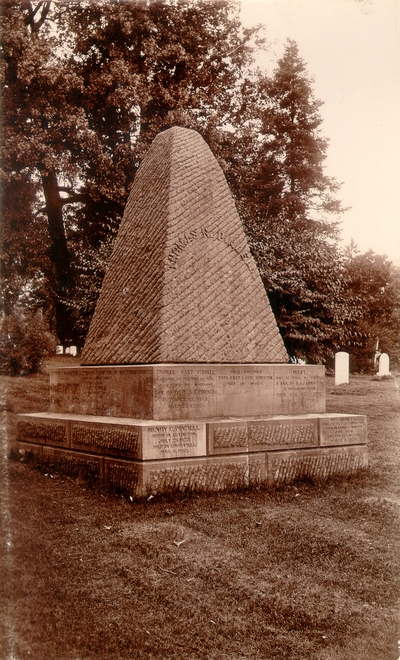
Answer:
[
  {"left": 17, "top": 410, "right": 367, "bottom": 495},
  {"left": 266, "top": 445, "right": 368, "bottom": 487},
  {"left": 81, "top": 127, "right": 287, "bottom": 364}
]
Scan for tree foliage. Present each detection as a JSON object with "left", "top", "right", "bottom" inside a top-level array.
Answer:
[
  {"left": 230, "top": 41, "right": 352, "bottom": 362},
  {"left": 1, "top": 0, "right": 261, "bottom": 342},
  {"left": 1, "top": 5, "right": 398, "bottom": 368},
  {"left": 0, "top": 308, "right": 56, "bottom": 375},
  {"left": 341, "top": 249, "right": 400, "bottom": 371}
]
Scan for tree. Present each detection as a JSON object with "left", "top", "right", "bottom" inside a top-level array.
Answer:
[
  {"left": 342, "top": 250, "right": 400, "bottom": 371},
  {"left": 233, "top": 40, "right": 351, "bottom": 362},
  {"left": 1, "top": 0, "right": 86, "bottom": 339},
  {"left": 1, "top": 0, "right": 261, "bottom": 343}
]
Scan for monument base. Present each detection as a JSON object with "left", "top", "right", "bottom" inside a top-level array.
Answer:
[
  {"left": 49, "top": 363, "right": 326, "bottom": 419},
  {"left": 17, "top": 410, "right": 368, "bottom": 497}
]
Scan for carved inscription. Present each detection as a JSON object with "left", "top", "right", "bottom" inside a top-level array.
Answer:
[
  {"left": 249, "top": 422, "right": 316, "bottom": 447},
  {"left": 217, "top": 367, "right": 274, "bottom": 416},
  {"left": 18, "top": 420, "right": 66, "bottom": 445},
  {"left": 320, "top": 417, "right": 366, "bottom": 446},
  {"left": 146, "top": 424, "right": 204, "bottom": 458},
  {"left": 154, "top": 367, "right": 216, "bottom": 417},
  {"left": 166, "top": 227, "right": 252, "bottom": 271},
  {"left": 72, "top": 424, "right": 139, "bottom": 454},
  {"left": 274, "top": 368, "right": 325, "bottom": 413}
]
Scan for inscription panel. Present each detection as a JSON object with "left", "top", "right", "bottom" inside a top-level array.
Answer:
[
  {"left": 273, "top": 366, "right": 325, "bottom": 414},
  {"left": 153, "top": 367, "right": 217, "bottom": 419},
  {"left": 142, "top": 423, "right": 206, "bottom": 460},
  {"left": 216, "top": 366, "right": 274, "bottom": 417},
  {"left": 319, "top": 415, "right": 367, "bottom": 446},
  {"left": 50, "top": 367, "right": 153, "bottom": 418}
]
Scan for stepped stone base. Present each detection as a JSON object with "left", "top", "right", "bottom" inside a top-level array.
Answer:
[{"left": 17, "top": 411, "right": 367, "bottom": 497}]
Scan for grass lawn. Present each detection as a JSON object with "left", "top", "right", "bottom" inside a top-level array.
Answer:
[{"left": 1, "top": 358, "right": 399, "bottom": 660}]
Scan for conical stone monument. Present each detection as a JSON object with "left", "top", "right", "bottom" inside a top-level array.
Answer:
[
  {"left": 16, "top": 128, "right": 368, "bottom": 496},
  {"left": 82, "top": 126, "right": 287, "bottom": 365}
]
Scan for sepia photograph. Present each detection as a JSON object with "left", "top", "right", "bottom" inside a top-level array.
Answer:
[{"left": 1, "top": 1, "right": 399, "bottom": 658}]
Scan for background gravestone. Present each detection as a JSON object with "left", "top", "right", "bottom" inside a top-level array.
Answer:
[
  {"left": 335, "top": 351, "right": 349, "bottom": 386},
  {"left": 378, "top": 353, "right": 390, "bottom": 376}
]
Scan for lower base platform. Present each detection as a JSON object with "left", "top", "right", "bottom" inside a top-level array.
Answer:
[{"left": 17, "top": 411, "right": 368, "bottom": 497}]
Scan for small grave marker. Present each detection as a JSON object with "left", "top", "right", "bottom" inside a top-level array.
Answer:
[
  {"left": 378, "top": 353, "right": 390, "bottom": 376},
  {"left": 335, "top": 351, "right": 349, "bottom": 386}
]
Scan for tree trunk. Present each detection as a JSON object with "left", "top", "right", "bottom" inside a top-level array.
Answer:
[{"left": 41, "top": 168, "right": 73, "bottom": 343}]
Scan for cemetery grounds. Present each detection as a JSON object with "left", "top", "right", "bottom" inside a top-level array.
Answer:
[{"left": 1, "top": 357, "right": 399, "bottom": 660}]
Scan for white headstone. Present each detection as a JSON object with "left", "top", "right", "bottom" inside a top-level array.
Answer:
[
  {"left": 56, "top": 345, "right": 63, "bottom": 355},
  {"left": 65, "top": 347, "right": 70, "bottom": 354},
  {"left": 335, "top": 351, "right": 349, "bottom": 386},
  {"left": 69, "top": 346, "right": 77, "bottom": 356},
  {"left": 378, "top": 353, "right": 390, "bottom": 376}
]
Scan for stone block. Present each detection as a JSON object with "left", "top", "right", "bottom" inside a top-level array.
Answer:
[
  {"left": 49, "top": 363, "right": 326, "bottom": 420},
  {"left": 42, "top": 446, "right": 103, "bottom": 482},
  {"left": 266, "top": 445, "right": 368, "bottom": 487},
  {"left": 335, "top": 351, "right": 349, "bottom": 386},
  {"left": 273, "top": 365, "right": 325, "bottom": 414},
  {"left": 18, "top": 442, "right": 43, "bottom": 462},
  {"left": 103, "top": 457, "right": 141, "bottom": 496},
  {"left": 319, "top": 414, "right": 367, "bottom": 446},
  {"left": 104, "top": 453, "right": 266, "bottom": 497},
  {"left": 247, "top": 417, "right": 319, "bottom": 452},
  {"left": 207, "top": 420, "right": 248, "bottom": 455},
  {"left": 50, "top": 366, "right": 153, "bottom": 418},
  {"left": 215, "top": 365, "right": 274, "bottom": 416},
  {"left": 140, "top": 422, "right": 206, "bottom": 460},
  {"left": 17, "top": 414, "right": 69, "bottom": 447},
  {"left": 143, "top": 453, "right": 266, "bottom": 496},
  {"left": 152, "top": 365, "right": 217, "bottom": 419},
  {"left": 207, "top": 416, "right": 319, "bottom": 455},
  {"left": 69, "top": 417, "right": 206, "bottom": 460},
  {"left": 70, "top": 419, "right": 140, "bottom": 457}
]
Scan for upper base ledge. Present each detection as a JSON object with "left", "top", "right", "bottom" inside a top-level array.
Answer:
[{"left": 19, "top": 411, "right": 364, "bottom": 425}]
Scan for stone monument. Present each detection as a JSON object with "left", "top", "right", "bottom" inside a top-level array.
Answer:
[
  {"left": 335, "top": 351, "right": 350, "bottom": 386},
  {"left": 17, "top": 127, "right": 367, "bottom": 496},
  {"left": 378, "top": 353, "right": 390, "bottom": 376}
]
